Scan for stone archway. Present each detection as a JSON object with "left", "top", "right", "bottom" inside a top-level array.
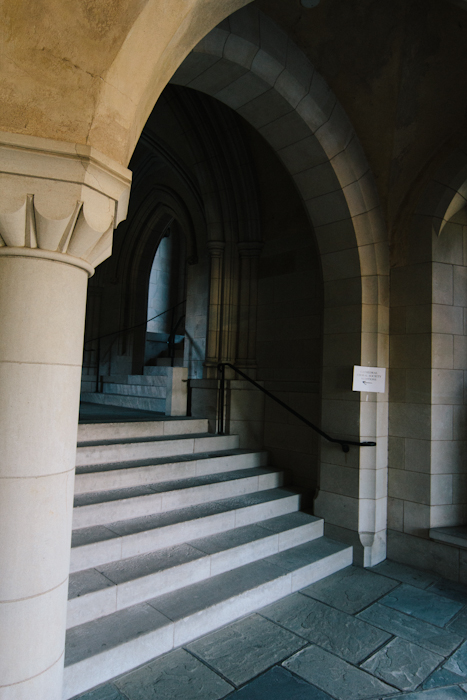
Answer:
[
  {"left": 0, "top": 4, "right": 391, "bottom": 699},
  {"left": 388, "top": 139, "right": 467, "bottom": 574},
  {"left": 115, "top": 186, "right": 197, "bottom": 375},
  {"left": 164, "top": 5, "right": 389, "bottom": 566}
]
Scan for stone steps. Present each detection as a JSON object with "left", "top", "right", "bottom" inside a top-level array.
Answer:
[
  {"left": 77, "top": 417, "right": 208, "bottom": 443},
  {"left": 67, "top": 511, "right": 324, "bottom": 628},
  {"left": 72, "top": 467, "right": 283, "bottom": 528},
  {"left": 66, "top": 414, "right": 353, "bottom": 699},
  {"left": 81, "top": 368, "right": 188, "bottom": 416},
  {"left": 81, "top": 391, "right": 166, "bottom": 414},
  {"left": 102, "top": 375, "right": 167, "bottom": 386},
  {"left": 64, "top": 536, "right": 352, "bottom": 699},
  {"left": 103, "top": 383, "right": 166, "bottom": 398},
  {"left": 76, "top": 432, "right": 239, "bottom": 466},
  {"left": 70, "top": 488, "right": 302, "bottom": 572},
  {"left": 74, "top": 449, "right": 268, "bottom": 494}
]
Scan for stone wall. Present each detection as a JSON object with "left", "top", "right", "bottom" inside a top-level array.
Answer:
[
  {"left": 242, "top": 120, "right": 323, "bottom": 505},
  {"left": 388, "top": 155, "right": 467, "bottom": 581}
]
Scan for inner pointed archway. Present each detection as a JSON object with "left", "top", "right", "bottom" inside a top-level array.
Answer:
[{"left": 164, "top": 5, "right": 390, "bottom": 566}]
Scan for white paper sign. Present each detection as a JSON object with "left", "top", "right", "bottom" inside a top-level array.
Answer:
[{"left": 352, "top": 366, "right": 386, "bottom": 393}]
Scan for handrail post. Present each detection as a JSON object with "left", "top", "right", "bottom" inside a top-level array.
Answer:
[
  {"left": 218, "top": 363, "right": 225, "bottom": 435},
  {"left": 169, "top": 332, "right": 174, "bottom": 367},
  {"left": 168, "top": 313, "right": 185, "bottom": 368},
  {"left": 95, "top": 337, "right": 101, "bottom": 393}
]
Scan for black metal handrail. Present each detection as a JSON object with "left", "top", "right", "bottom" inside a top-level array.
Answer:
[
  {"left": 167, "top": 314, "right": 186, "bottom": 367},
  {"left": 217, "top": 362, "right": 376, "bottom": 453},
  {"left": 84, "top": 299, "right": 186, "bottom": 347},
  {"left": 83, "top": 299, "right": 186, "bottom": 391}
]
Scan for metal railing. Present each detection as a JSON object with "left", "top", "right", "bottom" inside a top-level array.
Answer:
[
  {"left": 217, "top": 362, "right": 376, "bottom": 453},
  {"left": 83, "top": 300, "right": 186, "bottom": 391},
  {"left": 167, "top": 313, "right": 186, "bottom": 367}
]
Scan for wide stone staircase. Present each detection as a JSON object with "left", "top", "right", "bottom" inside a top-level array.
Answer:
[{"left": 64, "top": 414, "right": 353, "bottom": 699}]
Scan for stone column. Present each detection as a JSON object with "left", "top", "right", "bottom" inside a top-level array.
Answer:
[
  {"left": 236, "top": 241, "right": 262, "bottom": 373},
  {"left": 0, "top": 132, "right": 131, "bottom": 700},
  {"left": 204, "top": 240, "right": 225, "bottom": 378}
]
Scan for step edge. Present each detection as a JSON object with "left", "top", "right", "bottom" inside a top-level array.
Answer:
[
  {"left": 73, "top": 467, "right": 282, "bottom": 507},
  {"left": 66, "top": 519, "right": 325, "bottom": 627},
  {"left": 75, "top": 435, "right": 241, "bottom": 467},
  {"left": 77, "top": 433, "right": 228, "bottom": 449},
  {"left": 69, "top": 492, "right": 301, "bottom": 572},
  {"left": 72, "top": 472, "right": 284, "bottom": 529},
  {"left": 73, "top": 452, "right": 269, "bottom": 494},
  {"left": 75, "top": 449, "right": 268, "bottom": 477},
  {"left": 63, "top": 541, "right": 352, "bottom": 699}
]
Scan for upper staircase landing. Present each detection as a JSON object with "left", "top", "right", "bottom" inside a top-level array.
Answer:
[{"left": 79, "top": 401, "right": 166, "bottom": 424}]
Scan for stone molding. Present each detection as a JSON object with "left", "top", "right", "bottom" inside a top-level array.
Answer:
[
  {"left": 207, "top": 240, "right": 226, "bottom": 256},
  {"left": 237, "top": 241, "right": 263, "bottom": 257},
  {"left": 416, "top": 141, "right": 467, "bottom": 236},
  {"left": 0, "top": 132, "right": 132, "bottom": 275}
]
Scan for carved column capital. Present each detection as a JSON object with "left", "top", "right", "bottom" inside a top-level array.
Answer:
[
  {"left": 207, "top": 240, "right": 226, "bottom": 257},
  {"left": 0, "top": 132, "right": 132, "bottom": 276}
]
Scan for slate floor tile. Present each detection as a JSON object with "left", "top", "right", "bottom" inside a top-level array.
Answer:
[
  {"left": 422, "top": 667, "right": 466, "bottom": 690},
  {"left": 283, "top": 645, "right": 396, "bottom": 700},
  {"left": 444, "top": 641, "right": 467, "bottom": 678},
  {"left": 71, "top": 569, "right": 467, "bottom": 700},
  {"left": 361, "top": 637, "right": 443, "bottom": 692},
  {"left": 429, "top": 580, "right": 467, "bottom": 606},
  {"left": 357, "top": 602, "right": 463, "bottom": 656},
  {"left": 381, "top": 687, "right": 467, "bottom": 699},
  {"left": 186, "top": 614, "right": 306, "bottom": 687},
  {"left": 300, "top": 565, "right": 398, "bottom": 614},
  {"left": 75, "top": 685, "right": 127, "bottom": 700},
  {"left": 372, "top": 561, "right": 439, "bottom": 590},
  {"left": 448, "top": 609, "right": 467, "bottom": 638},
  {"left": 261, "top": 593, "right": 391, "bottom": 664},
  {"left": 228, "top": 666, "right": 333, "bottom": 700},
  {"left": 380, "top": 584, "right": 463, "bottom": 627},
  {"left": 114, "top": 648, "right": 233, "bottom": 700}
]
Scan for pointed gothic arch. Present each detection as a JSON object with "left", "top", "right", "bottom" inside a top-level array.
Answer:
[
  {"left": 156, "top": 5, "right": 390, "bottom": 566},
  {"left": 388, "top": 139, "right": 467, "bottom": 566}
]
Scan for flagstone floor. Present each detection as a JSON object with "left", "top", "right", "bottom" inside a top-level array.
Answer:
[{"left": 73, "top": 560, "right": 467, "bottom": 700}]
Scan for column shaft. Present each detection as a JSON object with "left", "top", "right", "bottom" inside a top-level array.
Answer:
[
  {"left": 0, "top": 255, "right": 88, "bottom": 699},
  {"left": 0, "top": 132, "right": 131, "bottom": 700}
]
